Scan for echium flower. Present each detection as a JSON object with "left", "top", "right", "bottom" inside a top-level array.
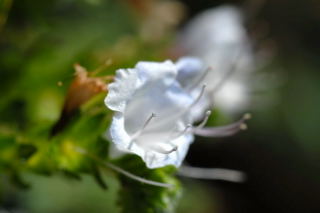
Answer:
[
  {"left": 177, "top": 5, "right": 255, "bottom": 114},
  {"left": 105, "top": 58, "right": 249, "bottom": 169}
]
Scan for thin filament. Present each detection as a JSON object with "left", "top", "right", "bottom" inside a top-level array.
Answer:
[
  {"left": 147, "top": 85, "right": 206, "bottom": 131},
  {"left": 193, "top": 110, "right": 212, "bottom": 130},
  {"left": 131, "top": 113, "right": 156, "bottom": 140},
  {"left": 170, "top": 124, "right": 192, "bottom": 140},
  {"left": 188, "top": 84, "right": 206, "bottom": 111},
  {"left": 146, "top": 143, "right": 178, "bottom": 155},
  {"left": 74, "top": 147, "right": 173, "bottom": 188},
  {"left": 178, "top": 165, "right": 246, "bottom": 183},
  {"left": 193, "top": 113, "right": 251, "bottom": 137},
  {"left": 211, "top": 48, "right": 243, "bottom": 95}
]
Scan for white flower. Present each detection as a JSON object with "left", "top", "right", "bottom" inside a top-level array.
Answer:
[
  {"left": 178, "top": 5, "right": 255, "bottom": 114},
  {"left": 105, "top": 60, "right": 198, "bottom": 169},
  {"left": 105, "top": 59, "right": 250, "bottom": 169}
]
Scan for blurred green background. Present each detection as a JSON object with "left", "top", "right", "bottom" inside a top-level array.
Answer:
[{"left": 1, "top": 0, "right": 320, "bottom": 212}]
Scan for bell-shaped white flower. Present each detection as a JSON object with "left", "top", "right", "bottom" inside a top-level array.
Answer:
[
  {"left": 177, "top": 5, "right": 255, "bottom": 114},
  {"left": 105, "top": 58, "right": 250, "bottom": 169},
  {"left": 105, "top": 60, "right": 199, "bottom": 169}
]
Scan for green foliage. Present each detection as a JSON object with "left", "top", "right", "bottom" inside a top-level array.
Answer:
[
  {"left": 0, "top": 0, "right": 182, "bottom": 212},
  {"left": 115, "top": 155, "right": 181, "bottom": 213}
]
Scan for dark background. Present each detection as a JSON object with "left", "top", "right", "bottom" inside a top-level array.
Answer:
[{"left": 183, "top": 0, "right": 320, "bottom": 212}]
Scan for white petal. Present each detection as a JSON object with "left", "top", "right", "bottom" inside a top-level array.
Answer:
[
  {"left": 108, "top": 112, "right": 132, "bottom": 150},
  {"left": 108, "top": 112, "right": 194, "bottom": 169},
  {"left": 176, "top": 57, "right": 205, "bottom": 88},
  {"left": 143, "top": 134, "right": 194, "bottom": 169},
  {"left": 136, "top": 60, "right": 177, "bottom": 86},
  {"left": 124, "top": 81, "right": 193, "bottom": 135},
  {"left": 105, "top": 69, "right": 140, "bottom": 112}
]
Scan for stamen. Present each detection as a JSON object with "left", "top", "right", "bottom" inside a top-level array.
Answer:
[
  {"left": 184, "top": 84, "right": 206, "bottom": 114},
  {"left": 239, "top": 123, "right": 247, "bottom": 130},
  {"left": 187, "top": 67, "right": 211, "bottom": 91},
  {"left": 147, "top": 85, "right": 206, "bottom": 131},
  {"left": 193, "top": 113, "right": 251, "bottom": 137},
  {"left": 206, "top": 49, "right": 245, "bottom": 109},
  {"left": 130, "top": 113, "right": 156, "bottom": 141},
  {"left": 243, "top": 113, "right": 252, "bottom": 120},
  {"left": 211, "top": 49, "right": 242, "bottom": 95},
  {"left": 164, "top": 144, "right": 181, "bottom": 162},
  {"left": 178, "top": 165, "right": 246, "bottom": 183},
  {"left": 170, "top": 124, "right": 192, "bottom": 140},
  {"left": 193, "top": 110, "right": 212, "bottom": 130},
  {"left": 147, "top": 143, "right": 178, "bottom": 155},
  {"left": 74, "top": 146, "right": 172, "bottom": 188},
  {"left": 169, "top": 110, "right": 211, "bottom": 140},
  {"left": 192, "top": 84, "right": 206, "bottom": 108}
]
